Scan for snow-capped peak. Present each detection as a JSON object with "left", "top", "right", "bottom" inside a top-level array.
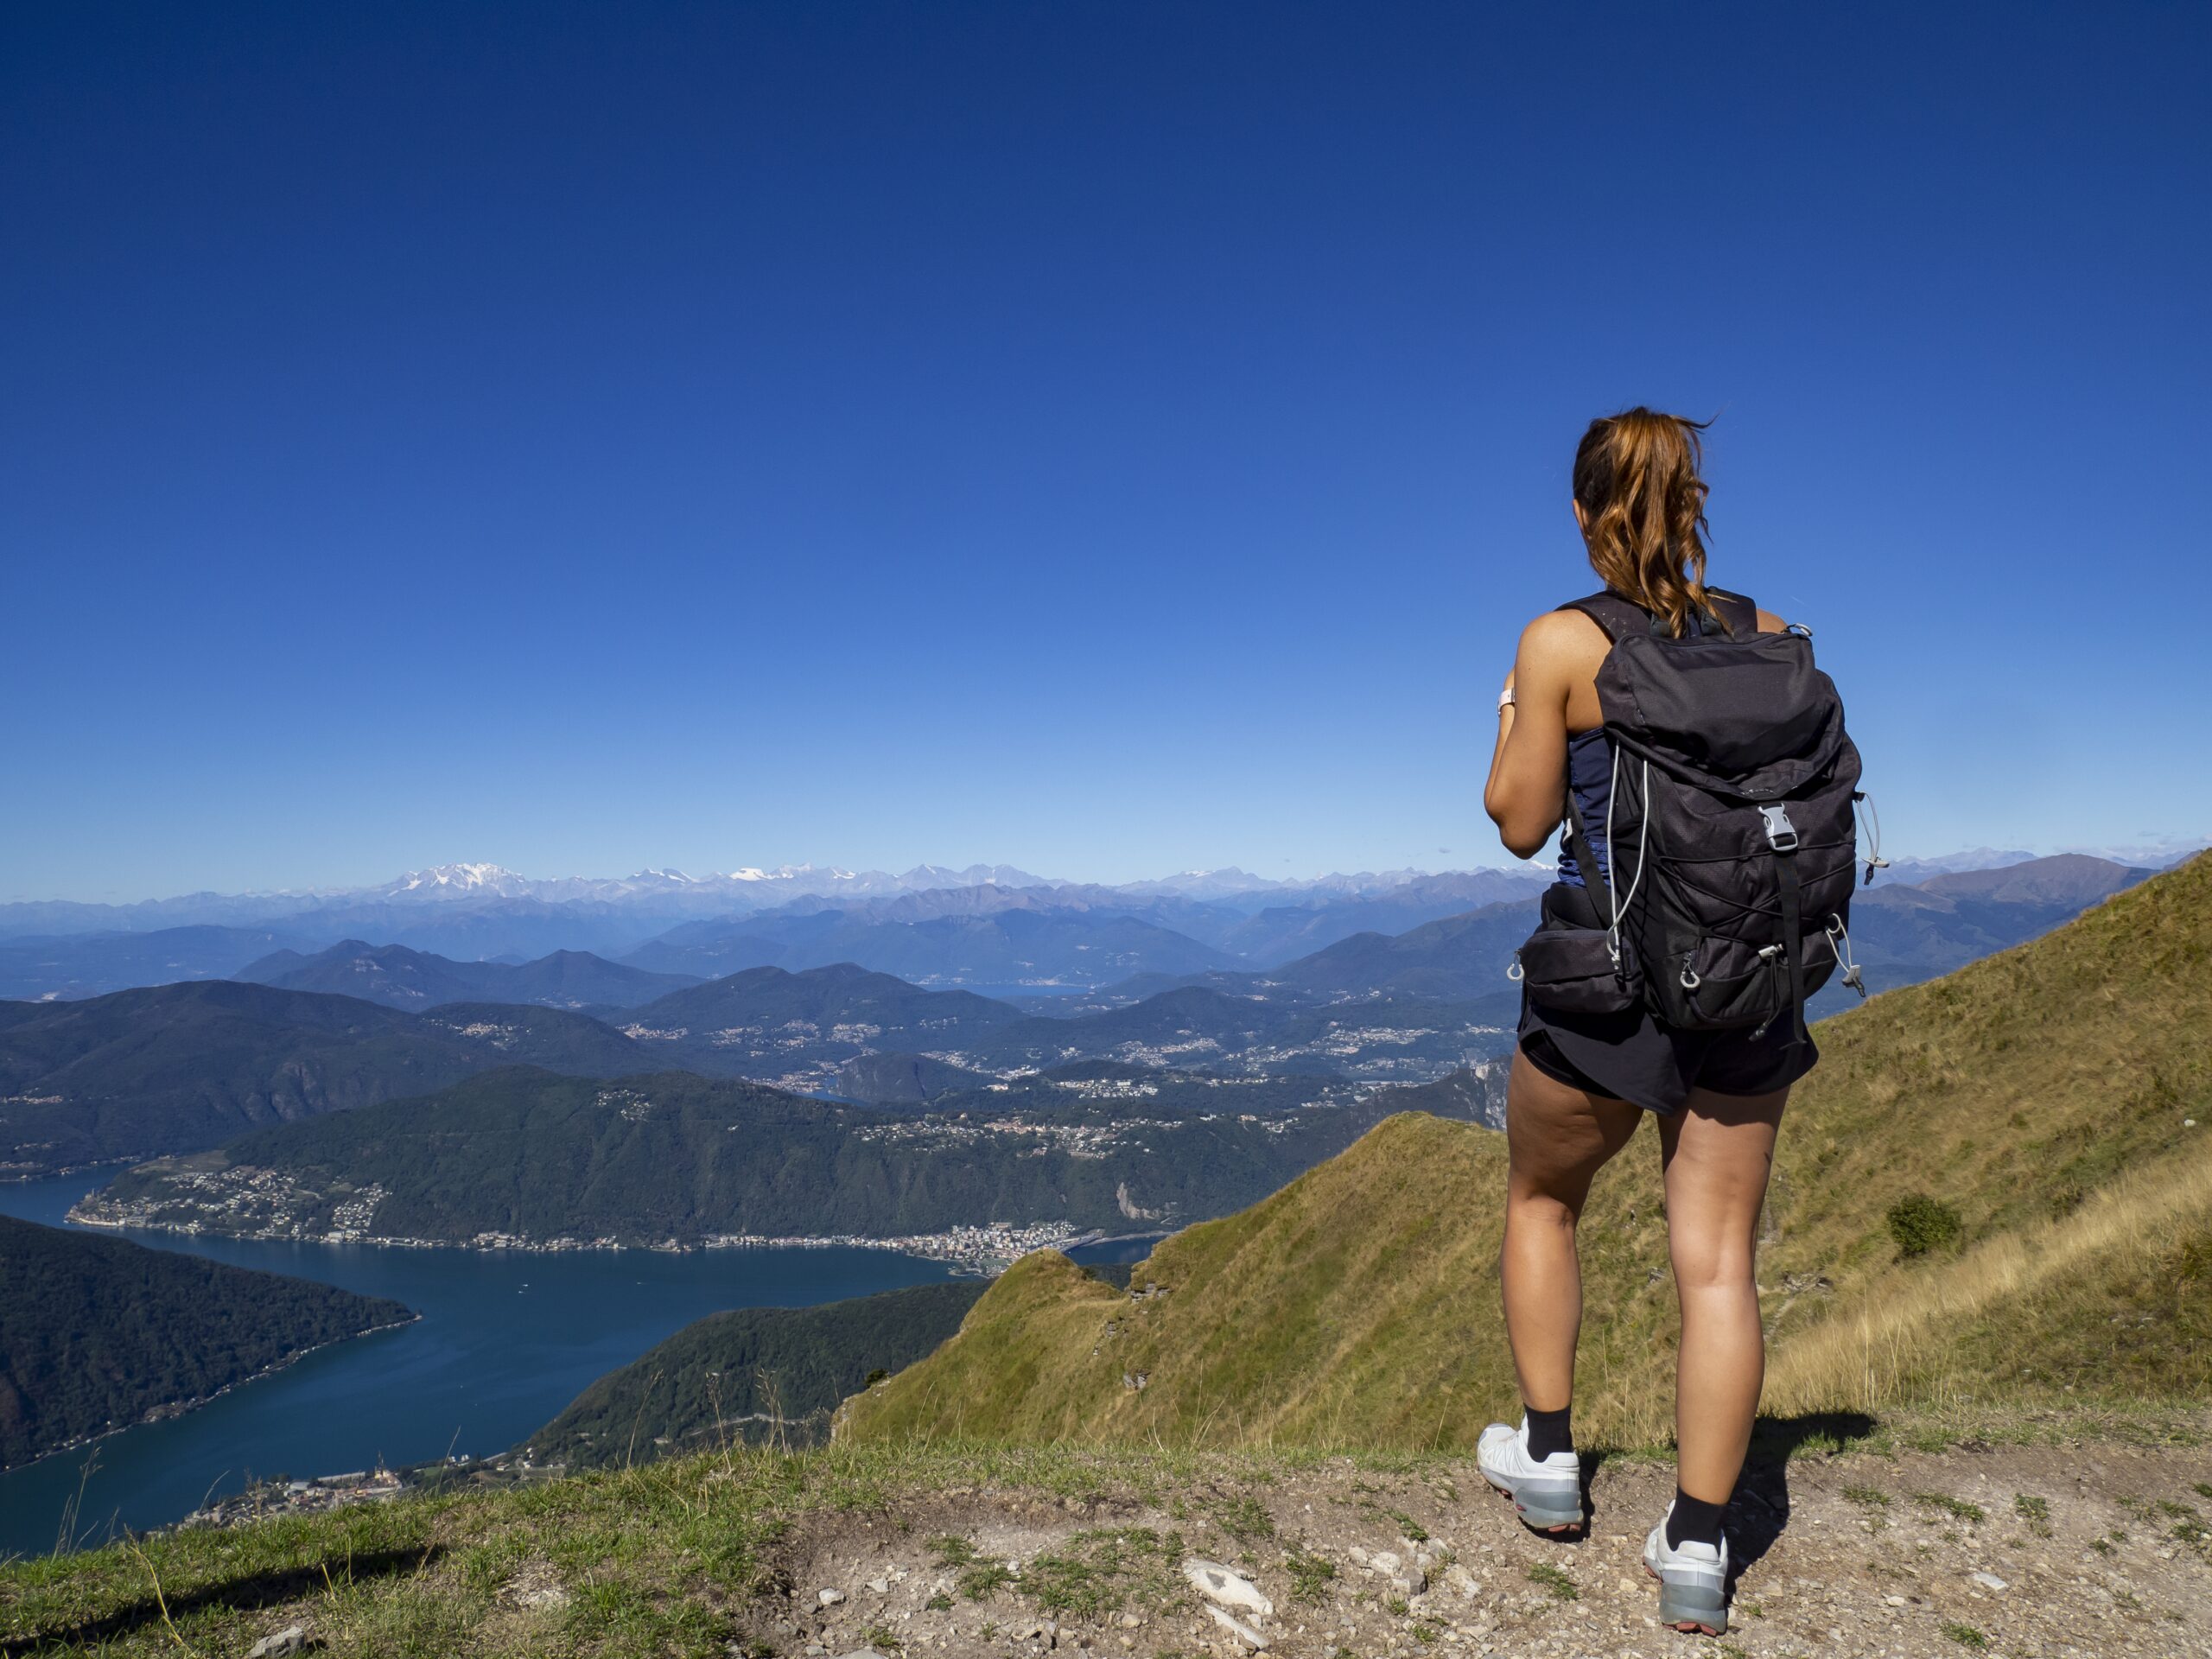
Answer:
[{"left": 389, "top": 862, "right": 532, "bottom": 896}]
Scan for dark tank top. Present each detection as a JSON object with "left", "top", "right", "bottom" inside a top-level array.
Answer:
[{"left": 1556, "top": 728, "right": 1614, "bottom": 889}]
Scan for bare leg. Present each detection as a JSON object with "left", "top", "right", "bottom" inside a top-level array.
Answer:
[
  {"left": 1657, "top": 1084, "right": 1789, "bottom": 1505},
  {"left": 1501, "top": 1050, "right": 1643, "bottom": 1413}
]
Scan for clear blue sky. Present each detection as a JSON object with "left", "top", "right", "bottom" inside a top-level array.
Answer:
[{"left": 5, "top": 3, "right": 2207, "bottom": 902}]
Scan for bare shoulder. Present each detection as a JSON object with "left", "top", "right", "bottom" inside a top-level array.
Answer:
[{"left": 1518, "top": 607, "right": 1611, "bottom": 666}]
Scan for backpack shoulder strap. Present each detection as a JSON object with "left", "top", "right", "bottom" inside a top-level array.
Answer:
[
  {"left": 1564, "top": 587, "right": 1763, "bottom": 639},
  {"left": 1703, "top": 587, "right": 1760, "bottom": 636},
  {"left": 1557, "top": 590, "right": 1649, "bottom": 644}
]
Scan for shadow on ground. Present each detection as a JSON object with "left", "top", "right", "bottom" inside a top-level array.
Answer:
[
  {"left": 1556, "top": 1409, "right": 1878, "bottom": 1569},
  {"left": 1730, "top": 1409, "right": 1881, "bottom": 1574},
  {"left": 1, "top": 1543, "right": 448, "bottom": 1656}
]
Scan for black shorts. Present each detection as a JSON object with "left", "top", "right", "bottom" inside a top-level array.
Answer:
[{"left": 1517, "top": 988, "right": 1817, "bottom": 1116}]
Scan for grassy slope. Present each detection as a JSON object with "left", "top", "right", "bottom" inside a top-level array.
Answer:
[{"left": 841, "top": 855, "right": 2212, "bottom": 1450}]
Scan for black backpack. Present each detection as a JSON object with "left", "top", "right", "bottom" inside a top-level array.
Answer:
[{"left": 1513, "top": 588, "right": 1878, "bottom": 1041}]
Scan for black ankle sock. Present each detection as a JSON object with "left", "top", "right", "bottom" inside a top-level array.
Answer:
[
  {"left": 1666, "top": 1490, "right": 1728, "bottom": 1549},
  {"left": 1523, "top": 1404, "right": 1573, "bottom": 1461}
]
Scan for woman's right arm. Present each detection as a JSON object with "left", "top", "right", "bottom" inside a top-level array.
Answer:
[{"left": 1483, "top": 612, "right": 1582, "bottom": 860}]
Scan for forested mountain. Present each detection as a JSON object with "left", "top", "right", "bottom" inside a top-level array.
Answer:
[
  {"left": 615, "top": 963, "right": 1028, "bottom": 1087},
  {"left": 0, "top": 982, "right": 646, "bottom": 1177},
  {"left": 82, "top": 1064, "right": 1496, "bottom": 1247},
  {"left": 832, "top": 1051, "right": 995, "bottom": 1105},
  {"left": 236, "top": 940, "right": 700, "bottom": 1010},
  {"left": 0, "top": 1214, "right": 411, "bottom": 1470},
  {"left": 526, "top": 1281, "right": 989, "bottom": 1465}
]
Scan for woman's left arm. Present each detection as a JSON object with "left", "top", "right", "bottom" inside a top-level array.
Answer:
[{"left": 1483, "top": 613, "right": 1582, "bottom": 860}]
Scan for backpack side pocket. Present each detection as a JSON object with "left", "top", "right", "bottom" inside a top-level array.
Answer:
[{"left": 1516, "top": 923, "right": 1640, "bottom": 1016}]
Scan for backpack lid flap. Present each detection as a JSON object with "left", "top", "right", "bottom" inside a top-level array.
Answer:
[{"left": 1595, "top": 632, "right": 1849, "bottom": 798}]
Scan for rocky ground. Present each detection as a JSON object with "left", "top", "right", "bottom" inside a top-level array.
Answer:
[{"left": 742, "top": 1441, "right": 2212, "bottom": 1659}]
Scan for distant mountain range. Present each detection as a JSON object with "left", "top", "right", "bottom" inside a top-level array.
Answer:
[
  {"left": 0, "top": 860, "right": 1538, "bottom": 942},
  {"left": 4, "top": 849, "right": 2184, "bottom": 1006},
  {"left": 0, "top": 852, "right": 2165, "bottom": 1179},
  {"left": 621, "top": 902, "right": 1240, "bottom": 988},
  {"left": 0, "top": 862, "right": 1555, "bottom": 997}
]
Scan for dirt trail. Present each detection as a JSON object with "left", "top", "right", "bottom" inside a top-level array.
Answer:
[{"left": 747, "top": 1441, "right": 2212, "bottom": 1658}]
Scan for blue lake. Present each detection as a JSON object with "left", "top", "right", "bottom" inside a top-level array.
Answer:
[{"left": 0, "top": 1173, "right": 1153, "bottom": 1560}]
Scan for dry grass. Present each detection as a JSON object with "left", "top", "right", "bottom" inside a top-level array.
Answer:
[{"left": 1768, "top": 1130, "right": 2212, "bottom": 1415}]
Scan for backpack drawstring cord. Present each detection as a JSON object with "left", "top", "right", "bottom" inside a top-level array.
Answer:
[
  {"left": 1853, "top": 792, "right": 1889, "bottom": 887},
  {"left": 1604, "top": 750, "right": 1652, "bottom": 966},
  {"left": 1826, "top": 913, "right": 1868, "bottom": 999}
]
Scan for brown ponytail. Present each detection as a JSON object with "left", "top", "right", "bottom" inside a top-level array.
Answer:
[{"left": 1572, "top": 407, "right": 1719, "bottom": 637}]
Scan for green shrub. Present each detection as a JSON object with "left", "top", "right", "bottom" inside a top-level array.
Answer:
[{"left": 1887, "top": 1193, "right": 1964, "bottom": 1257}]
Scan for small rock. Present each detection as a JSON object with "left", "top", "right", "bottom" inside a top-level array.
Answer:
[
  {"left": 1970, "top": 1571, "right": 2009, "bottom": 1592},
  {"left": 1184, "top": 1559, "right": 1274, "bottom": 1618},
  {"left": 1885, "top": 1595, "right": 1909, "bottom": 1606},
  {"left": 1444, "top": 1563, "right": 1479, "bottom": 1597},
  {"left": 831, "top": 1650, "right": 889, "bottom": 1659},
  {"left": 1117, "top": 1612, "right": 1141, "bottom": 1628},
  {"left": 1205, "top": 1605, "right": 1270, "bottom": 1649},
  {"left": 867, "top": 1578, "right": 889, "bottom": 1594},
  {"left": 1350, "top": 1545, "right": 1370, "bottom": 1566},
  {"left": 1372, "top": 1549, "right": 1403, "bottom": 1574},
  {"left": 246, "top": 1630, "right": 311, "bottom": 1659},
  {"left": 818, "top": 1587, "right": 847, "bottom": 1605},
  {"left": 1391, "top": 1565, "right": 1427, "bottom": 1596}
]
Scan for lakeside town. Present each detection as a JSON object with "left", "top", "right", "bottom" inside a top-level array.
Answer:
[{"left": 68, "top": 1166, "right": 1112, "bottom": 1274}]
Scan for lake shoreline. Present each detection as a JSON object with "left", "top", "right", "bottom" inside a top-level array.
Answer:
[
  {"left": 0, "top": 1312, "right": 422, "bottom": 1484},
  {"left": 64, "top": 1205, "right": 1109, "bottom": 1274}
]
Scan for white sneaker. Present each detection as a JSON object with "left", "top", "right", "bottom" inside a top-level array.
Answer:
[
  {"left": 1476, "top": 1417, "right": 1582, "bottom": 1532},
  {"left": 1643, "top": 1505, "right": 1730, "bottom": 1635}
]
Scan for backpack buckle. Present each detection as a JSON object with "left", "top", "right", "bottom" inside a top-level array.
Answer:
[{"left": 1759, "top": 804, "right": 1799, "bottom": 852}]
